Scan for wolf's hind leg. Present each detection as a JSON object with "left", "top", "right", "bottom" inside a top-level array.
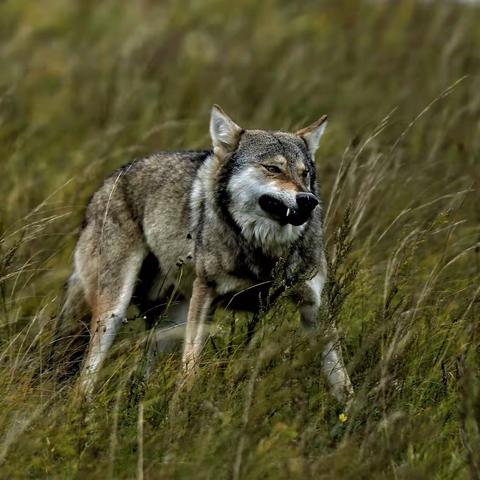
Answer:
[
  {"left": 78, "top": 247, "right": 146, "bottom": 399},
  {"left": 182, "top": 279, "right": 215, "bottom": 373},
  {"left": 299, "top": 273, "right": 354, "bottom": 406}
]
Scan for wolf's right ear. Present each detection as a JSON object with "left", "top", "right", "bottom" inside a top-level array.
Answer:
[
  {"left": 296, "top": 115, "right": 328, "bottom": 156},
  {"left": 210, "top": 105, "right": 243, "bottom": 155}
]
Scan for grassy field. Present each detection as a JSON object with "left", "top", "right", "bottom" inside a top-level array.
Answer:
[{"left": 1, "top": 1, "right": 479, "bottom": 478}]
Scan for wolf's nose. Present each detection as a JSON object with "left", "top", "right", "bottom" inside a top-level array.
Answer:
[{"left": 296, "top": 193, "right": 319, "bottom": 213}]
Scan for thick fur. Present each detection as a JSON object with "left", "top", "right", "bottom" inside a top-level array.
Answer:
[{"left": 59, "top": 106, "right": 353, "bottom": 403}]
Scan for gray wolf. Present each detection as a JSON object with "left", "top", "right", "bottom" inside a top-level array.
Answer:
[{"left": 56, "top": 105, "right": 353, "bottom": 404}]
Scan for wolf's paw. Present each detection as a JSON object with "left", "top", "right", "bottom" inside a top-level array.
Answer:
[{"left": 331, "top": 381, "right": 354, "bottom": 411}]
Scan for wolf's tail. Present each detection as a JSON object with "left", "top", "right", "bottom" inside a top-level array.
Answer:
[{"left": 48, "top": 271, "right": 91, "bottom": 380}]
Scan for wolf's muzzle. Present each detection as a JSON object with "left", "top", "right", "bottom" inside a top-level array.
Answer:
[{"left": 259, "top": 193, "right": 319, "bottom": 226}]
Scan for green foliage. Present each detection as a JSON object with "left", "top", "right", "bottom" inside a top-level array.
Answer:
[{"left": 0, "top": 0, "right": 479, "bottom": 478}]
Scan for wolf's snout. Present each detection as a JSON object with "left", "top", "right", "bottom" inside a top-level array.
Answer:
[
  {"left": 258, "top": 194, "right": 288, "bottom": 219},
  {"left": 296, "top": 193, "right": 319, "bottom": 213},
  {"left": 259, "top": 193, "right": 318, "bottom": 226}
]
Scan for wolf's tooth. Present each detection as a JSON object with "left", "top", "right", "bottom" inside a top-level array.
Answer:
[{"left": 286, "top": 208, "right": 290, "bottom": 217}]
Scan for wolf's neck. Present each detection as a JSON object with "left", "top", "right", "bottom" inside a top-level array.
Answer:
[{"left": 232, "top": 212, "right": 305, "bottom": 257}]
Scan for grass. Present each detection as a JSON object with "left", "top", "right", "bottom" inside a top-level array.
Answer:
[{"left": 0, "top": 0, "right": 479, "bottom": 478}]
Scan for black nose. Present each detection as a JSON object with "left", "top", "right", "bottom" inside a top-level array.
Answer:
[
  {"left": 258, "top": 193, "right": 319, "bottom": 226},
  {"left": 296, "top": 193, "right": 319, "bottom": 213}
]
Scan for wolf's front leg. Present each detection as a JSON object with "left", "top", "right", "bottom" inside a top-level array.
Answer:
[
  {"left": 299, "top": 273, "right": 353, "bottom": 406},
  {"left": 182, "top": 278, "right": 215, "bottom": 373}
]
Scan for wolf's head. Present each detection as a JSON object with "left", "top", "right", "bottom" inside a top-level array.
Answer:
[{"left": 210, "top": 105, "right": 327, "bottom": 253}]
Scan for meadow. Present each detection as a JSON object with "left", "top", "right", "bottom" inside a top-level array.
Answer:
[{"left": 0, "top": 1, "right": 479, "bottom": 478}]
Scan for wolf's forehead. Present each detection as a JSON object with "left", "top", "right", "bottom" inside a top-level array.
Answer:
[{"left": 238, "top": 130, "right": 308, "bottom": 162}]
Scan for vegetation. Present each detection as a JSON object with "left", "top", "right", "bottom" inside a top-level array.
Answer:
[{"left": 0, "top": 1, "right": 479, "bottom": 478}]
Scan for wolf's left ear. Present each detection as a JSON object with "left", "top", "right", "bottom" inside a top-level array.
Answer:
[
  {"left": 296, "top": 115, "right": 328, "bottom": 156},
  {"left": 210, "top": 105, "right": 243, "bottom": 155}
]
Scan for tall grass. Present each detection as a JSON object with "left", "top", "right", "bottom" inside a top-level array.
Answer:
[{"left": 0, "top": 0, "right": 479, "bottom": 478}]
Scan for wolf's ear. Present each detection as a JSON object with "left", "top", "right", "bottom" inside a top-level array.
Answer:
[
  {"left": 296, "top": 115, "right": 328, "bottom": 156},
  {"left": 210, "top": 105, "right": 243, "bottom": 155}
]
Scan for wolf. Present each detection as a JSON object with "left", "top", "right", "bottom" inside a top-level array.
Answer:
[{"left": 56, "top": 105, "right": 354, "bottom": 404}]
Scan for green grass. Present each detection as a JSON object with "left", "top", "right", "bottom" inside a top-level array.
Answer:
[{"left": 1, "top": 0, "right": 479, "bottom": 478}]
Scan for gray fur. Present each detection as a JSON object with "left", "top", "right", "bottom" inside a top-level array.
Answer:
[{"left": 61, "top": 105, "right": 353, "bottom": 404}]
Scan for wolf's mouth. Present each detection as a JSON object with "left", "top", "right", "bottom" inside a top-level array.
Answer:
[{"left": 258, "top": 193, "right": 318, "bottom": 226}]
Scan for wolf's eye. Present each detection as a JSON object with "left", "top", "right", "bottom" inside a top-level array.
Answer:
[{"left": 263, "top": 165, "right": 281, "bottom": 174}]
